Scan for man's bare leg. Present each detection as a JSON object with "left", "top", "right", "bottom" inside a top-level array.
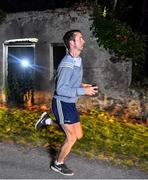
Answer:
[{"left": 57, "top": 122, "right": 83, "bottom": 163}]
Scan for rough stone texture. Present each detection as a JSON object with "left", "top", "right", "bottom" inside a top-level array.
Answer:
[{"left": 77, "top": 88, "right": 148, "bottom": 120}]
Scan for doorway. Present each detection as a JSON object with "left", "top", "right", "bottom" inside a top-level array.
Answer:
[
  {"left": 7, "top": 46, "right": 34, "bottom": 105},
  {"left": 49, "top": 43, "right": 66, "bottom": 80},
  {"left": 3, "top": 39, "right": 37, "bottom": 106}
]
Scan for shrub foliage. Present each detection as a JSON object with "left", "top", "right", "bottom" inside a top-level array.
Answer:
[{"left": 90, "top": 4, "right": 146, "bottom": 81}]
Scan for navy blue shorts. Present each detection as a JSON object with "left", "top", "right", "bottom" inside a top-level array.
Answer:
[{"left": 52, "top": 98, "right": 80, "bottom": 124}]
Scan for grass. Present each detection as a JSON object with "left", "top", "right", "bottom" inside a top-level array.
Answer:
[{"left": 0, "top": 107, "right": 147, "bottom": 171}]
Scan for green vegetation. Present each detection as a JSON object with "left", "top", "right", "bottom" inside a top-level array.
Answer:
[
  {"left": 90, "top": 4, "right": 146, "bottom": 81},
  {"left": 0, "top": 108, "right": 147, "bottom": 171}
]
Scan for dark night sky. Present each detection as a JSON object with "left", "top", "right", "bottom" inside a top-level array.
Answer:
[
  {"left": 0, "top": 0, "right": 78, "bottom": 12},
  {"left": 0, "top": 0, "right": 142, "bottom": 28},
  {"left": 0, "top": 0, "right": 147, "bottom": 34},
  {"left": 0, "top": 0, "right": 140, "bottom": 13}
]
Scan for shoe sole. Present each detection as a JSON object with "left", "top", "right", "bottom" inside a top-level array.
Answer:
[
  {"left": 35, "top": 112, "right": 47, "bottom": 129},
  {"left": 50, "top": 166, "right": 74, "bottom": 176}
]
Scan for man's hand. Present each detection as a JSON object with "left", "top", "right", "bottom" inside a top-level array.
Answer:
[{"left": 84, "top": 86, "right": 98, "bottom": 96}]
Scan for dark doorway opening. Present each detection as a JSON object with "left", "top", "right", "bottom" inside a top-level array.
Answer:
[
  {"left": 7, "top": 46, "right": 34, "bottom": 106},
  {"left": 53, "top": 44, "right": 66, "bottom": 71}
]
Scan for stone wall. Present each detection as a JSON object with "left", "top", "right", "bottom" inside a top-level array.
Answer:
[{"left": 77, "top": 87, "right": 148, "bottom": 121}]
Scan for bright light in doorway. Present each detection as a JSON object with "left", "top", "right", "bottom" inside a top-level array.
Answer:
[{"left": 21, "top": 59, "right": 30, "bottom": 67}]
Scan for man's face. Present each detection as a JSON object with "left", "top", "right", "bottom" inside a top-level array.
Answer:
[{"left": 72, "top": 32, "right": 85, "bottom": 51}]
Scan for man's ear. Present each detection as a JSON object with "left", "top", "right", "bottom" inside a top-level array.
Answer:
[{"left": 69, "top": 40, "right": 75, "bottom": 46}]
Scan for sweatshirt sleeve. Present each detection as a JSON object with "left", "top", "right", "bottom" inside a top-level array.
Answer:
[{"left": 56, "top": 66, "right": 85, "bottom": 97}]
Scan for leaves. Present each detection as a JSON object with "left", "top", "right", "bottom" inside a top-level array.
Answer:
[{"left": 90, "top": 4, "right": 146, "bottom": 81}]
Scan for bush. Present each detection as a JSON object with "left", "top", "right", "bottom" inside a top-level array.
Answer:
[{"left": 90, "top": 4, "right": 146, "bottom": 81}]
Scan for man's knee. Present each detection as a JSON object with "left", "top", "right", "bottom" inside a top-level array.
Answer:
[
  {"left": 77, "top": 132, "right": 83, "bottom": 140},
  {"left": 67, "top": 136, "right": 77, "bottom": 145}
]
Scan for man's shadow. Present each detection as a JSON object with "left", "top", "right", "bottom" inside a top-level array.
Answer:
[
  {"left": 45, "top": 124, "right": 65, "bottom": 165},
  {"left": 46, "top": 144, "right": 58, "bottom": 165}
]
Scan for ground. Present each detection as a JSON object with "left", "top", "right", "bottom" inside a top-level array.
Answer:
[{"left": 0, "top": 142, "right": 147, "bottom": 179}]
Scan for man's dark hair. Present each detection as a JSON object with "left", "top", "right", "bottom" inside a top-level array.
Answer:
[{"left": 63, "top": 29, "right": 81, "bottom": 50}]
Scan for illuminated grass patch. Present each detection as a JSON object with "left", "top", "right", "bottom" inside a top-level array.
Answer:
[{"left": 0, "top": 108, "right": 147, "bottom": 171}]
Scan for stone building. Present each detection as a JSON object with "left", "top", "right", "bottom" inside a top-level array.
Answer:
[{"left": 0, "top": 8, "right": 132, "bottom": 109}]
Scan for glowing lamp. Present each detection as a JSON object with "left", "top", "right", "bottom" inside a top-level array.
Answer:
[{"left": 21, "top": 59, "right": 30, "bottom": 67}]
